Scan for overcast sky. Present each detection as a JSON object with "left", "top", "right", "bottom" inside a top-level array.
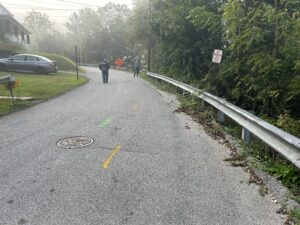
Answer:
[{"left": 1, "top": 0, "right": 133, "bottom": 30}]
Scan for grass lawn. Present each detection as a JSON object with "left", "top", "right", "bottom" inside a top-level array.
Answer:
[{"left": 0, "top": 71, "right": 88, "bottom": 115}]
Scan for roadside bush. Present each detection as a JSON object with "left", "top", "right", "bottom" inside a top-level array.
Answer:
[{"left": 275, "top": 114, "right": 300, "bottom": 138}]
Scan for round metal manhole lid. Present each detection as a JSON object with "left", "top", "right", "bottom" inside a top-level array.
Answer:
[{"left": 57, "top": 136, "right": 94, "bottom": 149}]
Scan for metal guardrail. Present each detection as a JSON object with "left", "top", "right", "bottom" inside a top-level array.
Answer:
[{"left": 147, "top": 72, "right": 300, "bottom": 168}]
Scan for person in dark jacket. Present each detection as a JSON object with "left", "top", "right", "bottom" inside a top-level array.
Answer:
[
  {"left": 99, "top": 59, "right": 110, "bottom": 83},
  {"left": 134, "top": 58, "right": 141, "bottom": 78}
]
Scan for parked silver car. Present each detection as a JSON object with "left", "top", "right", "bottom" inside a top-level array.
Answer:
[{"left": 0, "top": 54, "right": 58, "bottom": 74}]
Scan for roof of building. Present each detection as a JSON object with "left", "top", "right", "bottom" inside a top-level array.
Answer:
[
  {"left": 0, "top": 3, "right": 31, "bottom": 34},
  {"left": 0, "top": 3, "right": 13, "bottom": 16}
]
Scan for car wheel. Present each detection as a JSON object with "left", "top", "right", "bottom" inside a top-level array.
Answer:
[
  {"left": 0, "top": 63, "right": 7, "bottom": 71},
  {"left": 36, "top": 67, "right": 48, "bottom": 75}
]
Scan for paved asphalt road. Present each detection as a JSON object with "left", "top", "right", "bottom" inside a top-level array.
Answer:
[{"left": 0, "top": 67, "right": 283, "bottom": 225}]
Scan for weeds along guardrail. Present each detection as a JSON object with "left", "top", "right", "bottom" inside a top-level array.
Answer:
[{"left": 147, "top": 72, "right": 300, "bottom": 169}]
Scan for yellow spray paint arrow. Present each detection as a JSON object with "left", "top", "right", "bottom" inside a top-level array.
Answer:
[{"left": 102, "top": 144, "right": 122, "bottom": 169}]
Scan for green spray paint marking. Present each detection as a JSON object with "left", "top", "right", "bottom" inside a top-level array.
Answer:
[{"left": 100, "top": 118, "right": 112, "bottom": 128}]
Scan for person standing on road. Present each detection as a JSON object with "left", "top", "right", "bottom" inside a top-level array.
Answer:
[
  {"left": 99, "top": 59, "right": 110, "bottom": 83},
  {"left": 134, "top": 58, "right": 141, "bottom": 78}
]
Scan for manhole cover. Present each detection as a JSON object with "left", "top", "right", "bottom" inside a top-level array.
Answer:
[{"left": 57, "top": 136, "right": 94, "bottom": 149}]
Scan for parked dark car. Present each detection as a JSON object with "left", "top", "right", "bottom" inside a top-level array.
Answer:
[{"left": 0, "top": 54, "right": 58, "bottom": 74}]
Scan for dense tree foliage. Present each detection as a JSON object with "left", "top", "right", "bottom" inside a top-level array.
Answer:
[
  {"left": 24, "top": 10, "right": 72, "bottom": 56},
  {"left": 21, "top": 1, "right": 300, "bottom": 133},
  {"left": 129, "top": 0, "right": 300, "bottom": 134},
  {"left": 23, "top": 3, "right": 132, "bottom": 63},
  {"left": 66, "top": 3, "right": 131, "bottom": 63},
  {"left": 127, "top": 0, "right": 150, "bottom": 61},
  {"left": 24, "top": 10, "right": 55, "bottom": 52},
  {"left": 217, "top": 0, "right": 300, "bottom": 118}
]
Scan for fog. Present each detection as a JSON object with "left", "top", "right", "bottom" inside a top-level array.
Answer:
[{"left": 2, "top": 0, "right": 133, "bottom": 31}]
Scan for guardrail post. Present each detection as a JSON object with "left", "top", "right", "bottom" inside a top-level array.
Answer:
[
  {"left": 241, "top": 110, "right": 254, "bottom": 144},
  {"left": 217, "top": 98, "right": 226, "bottom": 123},
  {"left": 183, "top": 90, "right": 189, "bottom": 96},
  {"left": 198, "top": 100, "right": 205, "bottom": 112},
  {"left": 218, "top": 111, "right": 225, "bottom": 123},
  {"left": 242, "top": 128, "right": 252, "bottom": 144}
]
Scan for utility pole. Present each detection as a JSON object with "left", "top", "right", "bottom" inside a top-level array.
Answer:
[
  {"left": 147, "top": 0, "right": 151, "bottom": 72},
  {"left": 75, "top": 16, "right": 83, "bottom": 64}
]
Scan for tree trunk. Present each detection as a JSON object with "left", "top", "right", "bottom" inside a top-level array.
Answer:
[{"left": 272, "top": 0, "right": 279, "bottom": 58}]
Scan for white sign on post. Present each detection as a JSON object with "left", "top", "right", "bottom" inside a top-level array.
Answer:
[{"left": 212, "top": 49, "right": 223, "bottom": 64}]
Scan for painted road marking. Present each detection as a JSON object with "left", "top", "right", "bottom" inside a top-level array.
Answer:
[
  {"left": 102, "top": 144, "right": 122, "bottom": 169},
  {"left": 100, "top": 118, "right": 112, "bottom": 128}
]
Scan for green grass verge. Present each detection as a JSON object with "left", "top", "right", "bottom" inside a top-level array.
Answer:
[
  {"left": 0, "top": 71, "right": 88, "bottom": 115},
  {"left": 290, "top": 208, "right": 300, "bottom": 224},
  {"left": 37, "top": 52, "right": 78, "bottom": 72},
  {"left": 38, "top": 53, "right": 85, "bottom": 73}
]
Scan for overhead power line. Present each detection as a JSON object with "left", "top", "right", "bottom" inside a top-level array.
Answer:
[
  {"left": 3, "top": 1, "right": 134, "bottom": 10},
  {"left": 2, "top": 1, "right": 100, "bottom": 10},
  {"left": 46, "top": 0, "right": 134, "bottom": 7},
  {"left": 55, "top": 0, "right": 103, "bottom": 7},
  {"left": 28, "top": 0, "right": 93, "bottom": 7},
  {"left": 4, "top": 4, "right": 80, "bottom": 11},
  {"left": 56, "top": 0, "right": 134, "bottom": 7},
  {"left": 2, "top": 1, "right": 134, "bottom": 14}
]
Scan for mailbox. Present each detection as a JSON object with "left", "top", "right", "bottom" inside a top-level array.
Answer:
[
  {"left": 0, "top": 75, "right": 15, "bottom": 84},
  {"left": 0, "top": 75, "right": 16, "bottom": 104}
]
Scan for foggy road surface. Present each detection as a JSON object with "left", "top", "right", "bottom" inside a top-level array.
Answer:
[{"left": 0, "top": 67, "right": 282, "bottom": 225}]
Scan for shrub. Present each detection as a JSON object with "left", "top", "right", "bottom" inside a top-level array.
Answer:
[
  {"left": 37, "top": 53, "right": 77, "bottom": 71},
  {"left": 275, "top": 113, "right": 300, "bottom": 138}
]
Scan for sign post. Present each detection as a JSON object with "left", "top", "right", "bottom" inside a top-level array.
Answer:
[
  {"left": 212, "top": 49, "right": 223, "bottom": 64},
  {"left": 75, "top": 46, "right": 79, "bottom": 80},
  {"left": 8, "top": 81, "right": 15, "bottom": 105}
]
